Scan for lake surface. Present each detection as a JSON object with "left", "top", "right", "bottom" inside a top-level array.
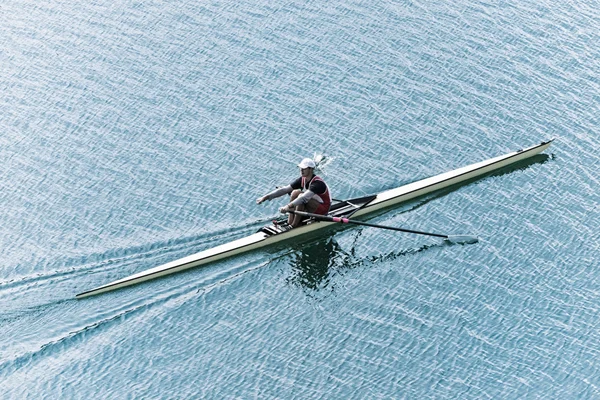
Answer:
[{"left": 1, "top": 0, "right": 599, "bottom": 398}]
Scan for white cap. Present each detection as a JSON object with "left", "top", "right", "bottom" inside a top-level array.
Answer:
[{"left": 298, "top": 158, "right": 316, "bottom": 169}]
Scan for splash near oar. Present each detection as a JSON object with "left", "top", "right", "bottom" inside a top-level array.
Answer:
[{"left": 289, "top": 210, "right": 479, "bottom": 244}]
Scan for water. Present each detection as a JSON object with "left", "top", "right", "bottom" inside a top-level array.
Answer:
[{"left": 1, "top": 0, "right": 599, "bottom": 398}]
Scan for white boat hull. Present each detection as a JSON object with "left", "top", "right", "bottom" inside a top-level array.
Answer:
[
  {"left": 76, "top": 139, "right": 553, "bottom": 298},
  {"left": 354, "top": 139, "right": 553, "bottom": 217}
]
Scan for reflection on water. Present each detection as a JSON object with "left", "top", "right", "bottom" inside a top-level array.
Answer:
[
  {"left": 286, "top": 229, "right": 452, "bottom": 292},
  {"left": 361, "top": 242, "right": 445, "bottom": 264},
  {"left": 286, "top": 236, "right": 349, "bottom": 290}
]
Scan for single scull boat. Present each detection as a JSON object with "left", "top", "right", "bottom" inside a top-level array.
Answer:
[{"left": 76, "top": 139, "right": 553, "bottom": 298}]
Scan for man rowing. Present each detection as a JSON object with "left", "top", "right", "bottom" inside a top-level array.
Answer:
[{"left": 256, "top": 157, "right": 332, "bottom": 228}]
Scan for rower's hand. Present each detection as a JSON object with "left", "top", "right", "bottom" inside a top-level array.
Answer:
[
  {"left": 279, "top": 205, "right": 291, "bottom": 214},
  {"left": 256, "top": 196, "right": 267, "bottom": 205}
]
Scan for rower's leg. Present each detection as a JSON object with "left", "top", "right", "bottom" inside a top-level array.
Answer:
[
  {"left": 305, "top": 198, "right": 321, "bottom": 213},
  {"left": 288, "top": 190, "right": 301, "bottom": 226},
  {"left": 290, "top": 198, "right": 321, "bottom": 228},
  {"left": 290, "top": 205, "right": 304, "bottom": 227}
]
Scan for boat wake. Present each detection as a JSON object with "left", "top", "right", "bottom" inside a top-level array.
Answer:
[
  {"left": 0, "top": 219, "right": 283, "bottom": 378},
  {"left": 0, "top": 217, "right": 270, "bottom": 305},
  {"left": 0, "top": 257, "right": 270, "bottom": 381}
]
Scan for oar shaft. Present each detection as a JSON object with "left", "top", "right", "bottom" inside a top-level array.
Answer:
[
  {"left": 290, "top": 211, "right": 448, "bottom": 239},
  {"left": 335, "top": 217, "right": 448, "bottom": 238}
]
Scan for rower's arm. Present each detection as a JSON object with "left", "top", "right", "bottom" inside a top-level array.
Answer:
[
  {"left": 290, "top": 190, "right": 316, "bottom": 206},
  {"left": 259, "top": 185, "right": 293, "bottom": 203}
]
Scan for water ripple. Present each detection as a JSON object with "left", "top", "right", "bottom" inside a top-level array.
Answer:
[{"left": 1, "top": 0, "right": 599, "bottom": 398}]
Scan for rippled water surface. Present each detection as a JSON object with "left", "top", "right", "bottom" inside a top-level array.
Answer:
[{"left": 1, "top": 0, "right": 599, "bottom": 398}]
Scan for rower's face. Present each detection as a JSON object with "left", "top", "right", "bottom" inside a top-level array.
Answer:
[{"left": 300, "top": 167, "right": 312, "bottom": 177}]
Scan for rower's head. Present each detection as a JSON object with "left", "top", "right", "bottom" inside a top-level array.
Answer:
[{"left": 298, "top": 158, "right": 315, "bottom": 177}]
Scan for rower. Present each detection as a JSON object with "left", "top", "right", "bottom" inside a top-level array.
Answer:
[{"left": 257, "top": 157, "right": 332, "bottom": 228}]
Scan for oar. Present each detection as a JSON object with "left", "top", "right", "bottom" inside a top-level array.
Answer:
[{"left": 289, "top": 210, "right": 479, "bottom": 244}]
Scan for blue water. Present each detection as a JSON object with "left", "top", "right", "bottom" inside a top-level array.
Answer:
[{"left": 1, "top": 0, "right": 599, "bottom": 397}]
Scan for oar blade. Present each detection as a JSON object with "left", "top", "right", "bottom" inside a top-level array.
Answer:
[{"left": 445, "top": 235, "right": 479, "bottom": 244}]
